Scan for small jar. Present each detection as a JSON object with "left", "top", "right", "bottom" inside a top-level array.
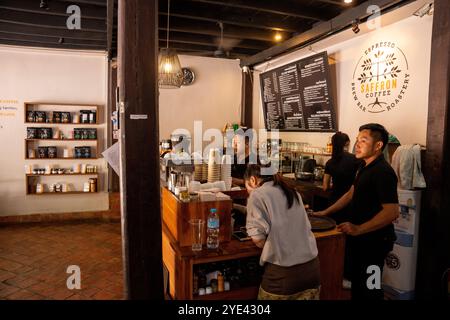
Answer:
[
  {"left": 198, "top": 288, "right": 206, "bottom": 296},
  {"left": 179, "top": 187, "right": 190, "bottom": 202},
  {"left": 205, "top": 286, "right": 212, "bottom": 295},
  {"left": 89, "top": 178, "right": 97, "bottom": 193}
]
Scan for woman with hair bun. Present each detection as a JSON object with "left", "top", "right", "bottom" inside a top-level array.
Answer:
[{"left": 244, "top": 164, "right": 320, "bottom": 300}]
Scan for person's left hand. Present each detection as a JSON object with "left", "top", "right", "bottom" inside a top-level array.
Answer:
[{"left": 337, "top": 222, "right": 362, "bottom": 236}]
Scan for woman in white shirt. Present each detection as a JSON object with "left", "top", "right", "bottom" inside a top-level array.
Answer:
[{"left": 245, "top": 164, "right": 320, "bottom": 300}]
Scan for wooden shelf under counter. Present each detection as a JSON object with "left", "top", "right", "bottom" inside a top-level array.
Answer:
[{"left": 162, "top": 222, "right": 347, "bottom": 300}]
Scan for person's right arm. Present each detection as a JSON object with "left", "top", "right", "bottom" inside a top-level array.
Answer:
[
  {"left": 246, "top": 194, "right": 270, "bottom": 247},
  {"left": 322, "top": 173, "right": 331, "bottom": 191},
  {"left": 315, "top": 185, "right": 354, "bottom": 216}
]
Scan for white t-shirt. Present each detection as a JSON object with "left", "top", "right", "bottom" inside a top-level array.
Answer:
[{"left": 246, "top": 181, "right": 318, "bottom": 267}]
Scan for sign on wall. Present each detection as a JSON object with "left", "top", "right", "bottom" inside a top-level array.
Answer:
[
  {"left": 260, "top": 51, "right": 337, "bottom": 132},
  {"left": 352, "top": 41, "right": 410, "bottom": 113}
]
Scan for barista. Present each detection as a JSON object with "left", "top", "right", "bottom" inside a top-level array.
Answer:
[{"left": 231, "top": 128, "right": 255, "bottom": 187}]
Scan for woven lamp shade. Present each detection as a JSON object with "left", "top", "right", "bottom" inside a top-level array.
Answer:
[{"left": 158, "top": 48, "right": 183, "bottom": 89}]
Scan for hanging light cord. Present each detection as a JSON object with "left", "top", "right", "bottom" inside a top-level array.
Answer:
[{"left": 166, "top": 0, "right": 170, "bottom": 49}]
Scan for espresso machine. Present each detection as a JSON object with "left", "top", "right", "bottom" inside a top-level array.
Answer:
[{"left": 160, "top": 157, "right": 194, "bottom": 192}]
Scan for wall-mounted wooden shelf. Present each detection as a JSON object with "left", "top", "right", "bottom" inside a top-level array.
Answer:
[
  {"left": 25, "top": 122, "right": 99, "bottom": 125},
  {"left": 26, "top": 173, "right": 98, "bottom": 177},
  {"left": 24, "top": 102, "right": 103, "bottom": 196},
  {"left": 26, "top": 139, "right": 97, "bottom": 142},
  {"left": 25, "top": 157, "right": 98, "bottom": 160},
  {"left": 29, "top": 191, "right": 98, "bottom": 195}
]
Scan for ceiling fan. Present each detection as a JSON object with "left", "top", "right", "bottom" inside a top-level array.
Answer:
[{"left": 213, "top": 22, "right": 241, "bottom": 58}]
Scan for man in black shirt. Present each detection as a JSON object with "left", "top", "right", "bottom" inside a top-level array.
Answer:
[
  {"left": 316, "top": 123, "right": 399, "bottom": 300},
  {"left": 231, "top": 129, "right": 253, "bottom": 186}
]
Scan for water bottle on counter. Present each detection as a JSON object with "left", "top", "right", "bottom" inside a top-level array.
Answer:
[{"left": 207, "top": 208, "right": 220, "bottom": 249}]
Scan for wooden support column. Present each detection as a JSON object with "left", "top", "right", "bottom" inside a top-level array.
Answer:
[
  {"left": 416, "top": 0, "right": 450, "bottom": 299},
  {"left": 117, "top": 0, "right": 163, "bottom": 299},
  {"left": 240, "top": 69, "right": 253, "bottom": 128}
]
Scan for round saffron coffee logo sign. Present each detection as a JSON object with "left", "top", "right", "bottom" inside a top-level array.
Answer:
[{"left": 352, "top": 41, "right": 410, "bottom": 113}]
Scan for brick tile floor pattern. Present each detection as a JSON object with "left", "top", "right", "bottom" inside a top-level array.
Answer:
[{"left": 0, "top": 221, "right": 124, "bottom": 300}]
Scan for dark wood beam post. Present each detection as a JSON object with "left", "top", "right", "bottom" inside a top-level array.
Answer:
[
  {"left": 240, "top": 69, "right": 253, "bottom": 128},
  {"left": 106, "top": 0, "right": 114, "bottom": 59},
  {"left": 117, "top": 0, "right": 163, "bottom": 299},
  {"left": 416, "top": 0, "right": 450, "bottom": 299}
]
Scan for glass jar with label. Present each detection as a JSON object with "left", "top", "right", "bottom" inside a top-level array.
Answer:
[{"left": 179, "top": 187, "right": 190, "bottom": 202}]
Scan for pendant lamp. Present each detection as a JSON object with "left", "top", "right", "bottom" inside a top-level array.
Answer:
[{"left": 158, "top": 0, "right": 183, "bottom": 89}]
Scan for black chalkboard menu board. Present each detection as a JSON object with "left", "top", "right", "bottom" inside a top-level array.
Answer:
[{"left": 260, "top": 51, "right": 336, "bottom": 132}]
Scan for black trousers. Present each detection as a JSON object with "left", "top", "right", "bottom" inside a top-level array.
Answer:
[{"left": 347, "top": 237, "right": 394, "bottom": 300}]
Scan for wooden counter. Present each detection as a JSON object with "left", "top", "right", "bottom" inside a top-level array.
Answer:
[{"left": 162, "top": 222, "right": 346, "bottom": 300}]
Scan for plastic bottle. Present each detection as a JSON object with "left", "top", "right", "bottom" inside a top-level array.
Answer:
[
  {"left": 217, "top": 272, "right": 224, "bottom": 292},
  {"left": 207, "top": 208, "right": 220, "bottom": 249},
  {"left": 326, "top": 137, "right": 333, "bottom": 154}
]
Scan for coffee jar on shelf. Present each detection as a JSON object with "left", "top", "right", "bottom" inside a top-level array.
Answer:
[{"left": 27, "top": 111, "right": 35, "bottom": 122}]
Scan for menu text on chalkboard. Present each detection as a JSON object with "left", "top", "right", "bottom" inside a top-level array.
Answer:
[{"left": 260, "top": 51, "right": 336, "bottom": 132}]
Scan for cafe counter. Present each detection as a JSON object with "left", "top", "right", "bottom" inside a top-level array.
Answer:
[{"left": 161, "top": 187, "right": 346, "bottom": 300}]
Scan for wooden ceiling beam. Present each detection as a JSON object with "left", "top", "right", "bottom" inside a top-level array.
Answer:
[
  {"left": 187, "top": 0, "right": 332, "bottom": 21},
  {"left": 316, "top": 0, "right": 357, "bottom": 8},
  {"left": 241, "top": 0, "right": 410, "bottom": 67},
  {"left": 160, "top": 1, "right": 310, "bottom": 32},
  {"left": 161, "top": 17, "right": 289, "bottom": 42},
  {"left": 158, "top": 40, "right": 258, "bottom": 55},
  {"left": 176, "top": 49, "right": 249, "bottom": 59},
  {"left": 0, "top": 31, "right": 106, "bottom": 47},
  {"left": 54, "top": 0, "right": 107, "bottom": 6},
  {"left": 0, "top": 8, "right": 106, "bottom": 32},
  {"left": 107, "top": 0, "right": 114, "bottom": 58},
  {"left": 0, "top": 21, "right": 106, "bottom": 41},
  {"left": 0, "top": 0, "right": 106, "bottom": 20},
  {"left": 159, "top": 31, "right": 269, "bottom": 50},
  {"left": 0, "top": 38, "right": 105, "bottom": 50}
]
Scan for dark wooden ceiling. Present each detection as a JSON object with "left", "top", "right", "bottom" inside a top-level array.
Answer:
[{"left": 0, "top": 0, "right": 368, "bottom": 59}]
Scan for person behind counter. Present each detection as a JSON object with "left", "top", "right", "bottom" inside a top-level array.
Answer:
[
  {"left": 244, "top": 164, "right": 320, "bottom": 300},
  {"left": 323, "top": 132, "right": 361, "bottom": 224},
  {"left": 315, "top": 123, "right": 399, "bottom": 300},
  {"left": 231, "top": 128, "right": 253, "bottom": 187}
]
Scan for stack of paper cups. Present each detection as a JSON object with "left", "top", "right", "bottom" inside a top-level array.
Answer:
[
  {"left": 221, "top": 155, "right": 232, "bottom": 190},
  {"left": 192, "top": 152, "right": 204, "bottom": 182},
  {"left": 207, "top": 148, "right": 221, "bottom": 183},
  {"left": 202, "top": 162, "right": 208, "bottom": 182}
]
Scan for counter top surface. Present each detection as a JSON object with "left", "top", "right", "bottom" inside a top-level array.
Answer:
[{"left": 163, "top": 223, "right": 343, "bottom": 262}]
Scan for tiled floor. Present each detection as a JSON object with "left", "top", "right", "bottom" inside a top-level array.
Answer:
[{"left": 0, "top": 221, "right": 124, "bottom": 300}]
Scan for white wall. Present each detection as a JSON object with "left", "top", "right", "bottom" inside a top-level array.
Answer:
[
  {"left": 159, "top": 55, "right": 242, "bottom": 141},
  {"left": 252, "top": 2, "right": 433, "bottom": 157},
  {"left": 0, "top": 46, "right": 109, "bottom": 216}
]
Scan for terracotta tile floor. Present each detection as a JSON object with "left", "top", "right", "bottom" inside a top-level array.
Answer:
[{"left": 0, "top": 221, "right": 124, "bottom": 300}]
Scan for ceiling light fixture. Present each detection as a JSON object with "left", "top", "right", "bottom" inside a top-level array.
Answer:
[
  {"left": 344, "top": 0, "right": 353, "bottom": 4},
  {"left": 158, "top": 0, "right": 183, "bottom": 89},
  {"left": 40, "top": 0, "right": 49, "bottom": 10},
  {"left": 274, "top": 33, "right": 283, "bottom": 42},
  {"left": 351, "top": 19, "right": 360, "bottom": 34}
]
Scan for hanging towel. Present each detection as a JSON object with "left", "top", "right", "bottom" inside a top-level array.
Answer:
[{"left": 391, "top": 144, "right": 426, "bottom": 190}]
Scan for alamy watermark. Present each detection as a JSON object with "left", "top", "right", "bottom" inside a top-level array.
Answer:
[
  {"left": 66, "top": 5, "right": 81, "bottom": 30},
  {"left": 66, "top": 265, "right": 81, "bottom": 290},
  {"left": 166, "top": 121, "right": 280, "bottom": 176}
]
